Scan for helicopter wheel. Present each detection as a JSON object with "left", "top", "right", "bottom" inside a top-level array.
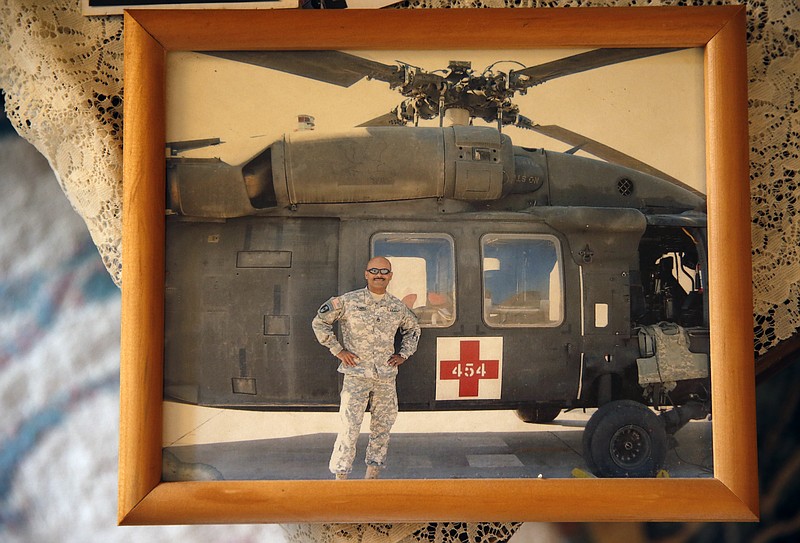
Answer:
[
  {"left": 582, "top": 400, "right": 667, "bottom": 478},
  {"left": 515, "top": 405, "right": 561, "bottom": 424}
]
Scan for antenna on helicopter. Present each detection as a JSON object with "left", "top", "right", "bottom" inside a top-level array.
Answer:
[{"left": 166, "top": 137, "right": 222, "bottom": 157}]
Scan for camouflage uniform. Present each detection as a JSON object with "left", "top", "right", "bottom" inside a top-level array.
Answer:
[{"left": 312, "top": 287, "right": 420, "bottom": 474}]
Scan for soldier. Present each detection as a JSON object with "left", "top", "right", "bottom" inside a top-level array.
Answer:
[{"left": 312, "top": 256, "right": 420, "bottom": 480}]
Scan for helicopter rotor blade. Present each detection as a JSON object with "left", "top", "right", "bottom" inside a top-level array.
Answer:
[
  {"left": 513, "top": 48, "right": 685, "bottom": 88},
  {"left": 523, "top": 123, "right": 702, "bottom": 196},
  {"left": 203, "top": 50, "right": 402, "bottom": 88},
  {"left": 356, "top": 112, "right": 408, "bottom": 127}
]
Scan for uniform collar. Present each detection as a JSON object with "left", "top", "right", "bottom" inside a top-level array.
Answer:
[{"left": 363, "top": 287, "right": 388, "bottom": 304}]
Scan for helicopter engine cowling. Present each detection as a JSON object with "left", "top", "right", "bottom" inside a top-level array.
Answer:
[
  {"left": 167, "top": 126, "right": 516, "bottom": 218},
  {"left": 270, "top": 126, "right": 515, "bottom": 207}
]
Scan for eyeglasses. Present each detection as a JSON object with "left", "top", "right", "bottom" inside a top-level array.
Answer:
[{"left": 366, "top": 268, "right": 392, "bottom": 275}]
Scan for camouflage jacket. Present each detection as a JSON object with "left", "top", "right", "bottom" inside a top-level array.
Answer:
[{"left": 312, "top": 288, "right": 420, "bottom": 379}]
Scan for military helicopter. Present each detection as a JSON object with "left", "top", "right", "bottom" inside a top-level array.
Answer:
[{"left": 163, "top": 48, "right": 710, "bottom": 478}]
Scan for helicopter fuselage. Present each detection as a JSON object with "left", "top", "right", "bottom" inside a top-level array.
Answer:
[{"left": 164, "top": 126, "right": 710, "bottom": 418}]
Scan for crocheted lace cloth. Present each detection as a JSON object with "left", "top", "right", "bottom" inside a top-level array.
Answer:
[
  {"left": 0, "top": 1, "right": 123, "bottom": 287},
  {"left": 0, "top": 0, "right": 796, "bottom": 541}
]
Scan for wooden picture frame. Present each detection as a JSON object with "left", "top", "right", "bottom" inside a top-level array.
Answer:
[{"left": 120, "top": 6, "right": 756, "bottom": 524}]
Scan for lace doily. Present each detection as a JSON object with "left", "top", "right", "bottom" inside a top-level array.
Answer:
[
  {"left": 282, "top": 522, "right": 524, "bottom": 543},
  {"left": 0, "top": 0, "right": 123, "bottom": 286},
  {"left": 0, "top": 0, "right": 797, "bottom": 541}
]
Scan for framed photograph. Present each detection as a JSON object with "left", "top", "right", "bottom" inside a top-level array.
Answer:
[{"left": 120, "top": 6, "right": 756, "bottom": 524}]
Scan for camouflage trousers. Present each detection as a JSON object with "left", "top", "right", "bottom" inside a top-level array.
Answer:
[{"left": 329, "top": 374, "right": 399, "bottom": 474}]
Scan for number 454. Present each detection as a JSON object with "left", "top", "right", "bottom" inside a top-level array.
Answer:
[{"left": 451, "top": 363, "right": 488, "bottom": 378}]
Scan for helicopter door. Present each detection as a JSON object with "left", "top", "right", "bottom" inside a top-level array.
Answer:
[{"left": 477, "top": 233, "right": 579, "bottom": 403}]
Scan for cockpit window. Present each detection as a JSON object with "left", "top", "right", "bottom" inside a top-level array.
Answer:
[
  {"left": 371, "top": 233, "right": 456, "bottom": 328},
  {"left": 482, "top": 234, "right": 563, "bottom": 327}
]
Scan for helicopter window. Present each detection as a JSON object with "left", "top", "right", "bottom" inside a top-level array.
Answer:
[
  {"left": 481, "top": 234, "right": 563, "bottom": 328},
  {"left": 371, "top": 233, "right": 456, "bottom": 328}
]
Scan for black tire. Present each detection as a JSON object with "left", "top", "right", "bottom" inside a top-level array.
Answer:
[
  {"left": 515, "top": 405, "right": 561, "bottom": 424},
  {"left": 581, "top": 406, "right": 604, "bottom": 474},
  {"left": 582, "top": 400, "right": 667, "bottom": 478}
]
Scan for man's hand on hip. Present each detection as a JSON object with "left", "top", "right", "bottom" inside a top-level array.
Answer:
[
  {"left": 336, "top": 350, "right": 360, "bottom": 367},
  {"left": 387, "top": 354, "right": 406, "bottom": 367}
]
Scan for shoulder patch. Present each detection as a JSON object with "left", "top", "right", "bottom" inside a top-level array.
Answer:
[{"left": 319, "top": 297, "right": 343, "bottom": 314}]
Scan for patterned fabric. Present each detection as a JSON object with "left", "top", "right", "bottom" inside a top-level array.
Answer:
[
  {"left": 329, "top": 374, "right": 399, "bottom": 474},
  {"left": 313, "top": 288, "right": 420, "bottom": 379}
]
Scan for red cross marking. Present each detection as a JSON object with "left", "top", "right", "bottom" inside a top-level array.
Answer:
[{"left": 440, "top": 340, "right": 500, "bottom": 397}]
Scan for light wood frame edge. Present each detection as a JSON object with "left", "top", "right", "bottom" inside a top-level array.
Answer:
[
  {"left": 119, "top": 5, "right": 757, "bottom": 524},
  {"left": 120, "top": 12, "right": 166, "bottom": 524}
]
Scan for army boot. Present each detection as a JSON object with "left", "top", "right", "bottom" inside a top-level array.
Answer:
[{"left": 365, "top": 466, "right": 381, "bottom": 479}]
